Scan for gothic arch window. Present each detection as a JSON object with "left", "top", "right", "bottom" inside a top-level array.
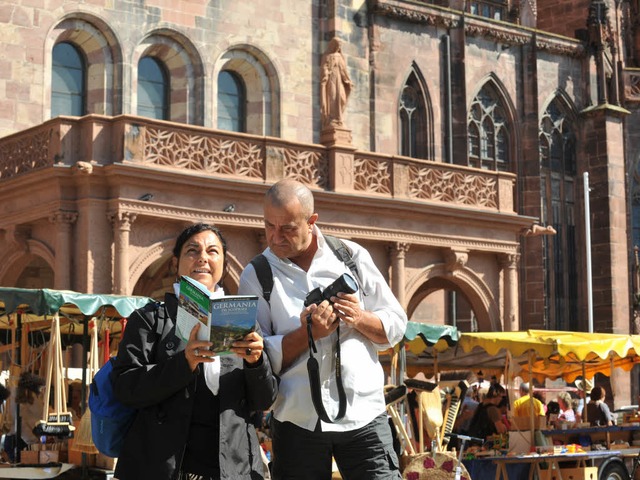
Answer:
[
  {"left": 138, "top": 56, "right": 169, "bottom": 120},
  {"left": 51, "top": 42, "right": 86, "bottom": 117},
  {"left": 399, "top": 73, "right": 431, "bottom": 159},
  {"left": 467, "top": 84, "right": 511, "bottom": 171},
  {"left": 214, "top": 47, "right": 281, "bottom": 136},
  {"left": 218, "top": 70, "right": 247, "bottom": 132},
  {"left": 539, "top": 96, "right": 578, "bottom": 331}
]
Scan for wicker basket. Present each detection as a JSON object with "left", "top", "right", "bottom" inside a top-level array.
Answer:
[{"left": 402, "top": 452, "right": 471, "bottom": 480}]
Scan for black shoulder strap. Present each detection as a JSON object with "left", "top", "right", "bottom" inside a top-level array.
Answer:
[
  {"left": 250, "top": 236, "right": 364, "bottom": 305},
  {"left": 250, "top": 254, "right": 273, "bottom": 304},
  {"left": 324, "top": 235, "right": 365, "bottom": 294}
]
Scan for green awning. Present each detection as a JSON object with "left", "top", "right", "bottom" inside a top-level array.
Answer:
[
  {"left": 0, "top": 287, "right": 154, "bottom": 319},
  {"left": 403, "top": 321, "right": 459, "bottom": 353}
]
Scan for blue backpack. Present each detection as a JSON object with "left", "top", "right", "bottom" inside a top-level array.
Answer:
[
  {"left": 89, "top": 303, "right": 168, "bottom": 457},
  {"left": 89, "top": 357, "right": 136, "bottom": 457}
]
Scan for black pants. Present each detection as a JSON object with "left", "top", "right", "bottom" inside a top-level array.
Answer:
[{"left": 270, "top": 413, "right": 401, "bottom": 480}]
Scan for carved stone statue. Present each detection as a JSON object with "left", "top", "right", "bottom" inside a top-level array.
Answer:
[{"left": 320, "top": 38, "right": 353, "bottom": 129}]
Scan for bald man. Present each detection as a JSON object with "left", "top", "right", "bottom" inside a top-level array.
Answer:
[{"left": 239, "top": 179, "right": 408, "bottom": 480}]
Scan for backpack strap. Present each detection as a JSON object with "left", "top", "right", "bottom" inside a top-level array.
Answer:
[
  {"left": 324, "top": 235, "right": 365, "bottom": 295},
  {"left": 250, "top": 254, "right": 274, "bottom": 305},
  {"left": 250, "top": 235, "right": 365, "bottom": 305}
]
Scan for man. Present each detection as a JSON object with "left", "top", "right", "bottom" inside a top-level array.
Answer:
[
  {"left": 574, "top": 377, "right": 593, "bottom": 423},
  {"left": 239, "top": 179, "right": 408, "bottom": 480},
  {"left": 512, "top": 382, "right": 545, "bottom": 417}
]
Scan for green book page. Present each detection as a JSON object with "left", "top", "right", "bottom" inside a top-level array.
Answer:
[{"left": 175, "top": 276, "right": 211, "bottom": 341}]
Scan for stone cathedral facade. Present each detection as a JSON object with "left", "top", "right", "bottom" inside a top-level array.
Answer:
[{"left": 1, "top": 0, "right": 639, "bottom": 401}]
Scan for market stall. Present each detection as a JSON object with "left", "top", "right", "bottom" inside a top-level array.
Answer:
[
  {"left": 0, "top": 287, "right": 154, "bottom": 479},
  {"left": 413, "top": 330, "right": 640, "bottom": 480}
]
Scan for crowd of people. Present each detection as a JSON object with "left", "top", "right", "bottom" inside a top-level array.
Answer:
[{"left": 452, "top": 376, "right": 615, "bottom": 443}]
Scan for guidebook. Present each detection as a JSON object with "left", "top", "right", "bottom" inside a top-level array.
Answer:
[{"left": 175, "top": 275, "right": 258, "bottom": 355}]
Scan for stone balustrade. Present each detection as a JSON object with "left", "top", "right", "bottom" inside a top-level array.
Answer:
[{"left": 0, "top": 114, "right": 515, "bottom": 212}]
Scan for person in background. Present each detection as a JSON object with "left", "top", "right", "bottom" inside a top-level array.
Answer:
[
  {"left": 112, "top": 223, "right": 278, "bottom": 480},
  {"left": 546, "top": 400, "right": 560, "bottom": 426},
  {"left": 238, "top": 179, "right": 408, "bottom": 480},
  {"left": 467, "top": 384, "right": 508, "bottom": 441},
  {"left": 586, "top": 386, "right": 616, "bottom": 427},
  {"left": 557, "top": 392, "right": 576, "bottom": 423},
  {"left": 512, "top": 382, "right": 545, "bottom": 418},
  {"left": 533, "top": 390, "right": 546, "bottom": 414},
  {"left": 454, "top": 389, "right": 480, "bottom": 435},
  {"left": 4, "top": 373, "right": 45, "bottom": 462},
  {"left": 574, "top": 378, "right": 593, "bottom": 423},
  {"left": 497, "top": 395, "right": 511, "bottom": 431}
]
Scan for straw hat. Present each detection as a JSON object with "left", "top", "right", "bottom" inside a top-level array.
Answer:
[{"left": 575, "top": 378, "right": 594, "bottom": 394}]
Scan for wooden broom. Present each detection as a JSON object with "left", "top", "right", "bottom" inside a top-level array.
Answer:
[
  {"left": 71, "top": 320, "right": 99, "bottom": 453},
  {"left": 33, "top": 313, "right": 75, "bottom": 438}
]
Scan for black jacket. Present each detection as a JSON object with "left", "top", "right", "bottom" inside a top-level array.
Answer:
[{"left": 112, "top": 293, "right": 278, "bottom": 480}]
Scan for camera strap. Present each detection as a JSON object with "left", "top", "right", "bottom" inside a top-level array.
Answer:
[{"left": 306, "top": 317, "right": 346, "bottom": 423}]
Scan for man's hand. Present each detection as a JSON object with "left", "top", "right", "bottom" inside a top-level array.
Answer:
[
  {"left": 303, "top": 300, "right": 339, "bottom": 340},
  {"left": 331, "top": 292, "right": 363, "bottom": 328}
]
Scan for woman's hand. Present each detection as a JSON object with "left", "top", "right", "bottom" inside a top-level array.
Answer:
[
  {"left": 185, "top": 323, "right": 214, "bottom": 372},
  {"left": 231, "top": 331, "right": 264, "bottom": 365}
]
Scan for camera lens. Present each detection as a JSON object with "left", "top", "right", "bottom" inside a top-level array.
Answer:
[{"left": 323, "top": 273, "right": 358, "bottom": 301}]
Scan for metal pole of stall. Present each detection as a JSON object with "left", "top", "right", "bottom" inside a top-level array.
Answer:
[
  {"left": 14, "top": 312, "right": 21, "bottom": 464},
  {"left": 80, "top": 315, "right": 90, "bottom": 479},
  {"left": 584, "top": 172, "right": 594, "bottom": 333}
]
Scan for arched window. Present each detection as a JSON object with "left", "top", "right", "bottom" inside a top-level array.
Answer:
[
  {"left": 51, "top": 42, "right": 85, "bottom": 117},
  {"left": 539, "top": 98, "right": 578, "bottom": 331},
  {"left": 218, "top": 70, "right": 246, "bottom": 132},
  {"left": 398, "top": 68, "right": 433, "bottom": 160},
  {"left": 467, "top": 86, "right": 510, "bottom": 171},
  {"left": 138, "top": 57, "right": 169, "bottom": 120}
]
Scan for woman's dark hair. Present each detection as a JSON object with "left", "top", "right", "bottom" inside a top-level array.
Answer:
[
  {"left": 546, "top": 400, "right": 560, "bottom": 416},
  {"left": 590, "top": 386, "right": 604, "bottom": 401},
  {"left": 487, "top": 383, "right": 505, "bottom": 398},
  {"left": 172, "top": 223, "right": 228, "bottom": 283}
]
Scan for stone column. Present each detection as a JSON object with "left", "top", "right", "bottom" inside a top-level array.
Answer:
[
  {"left": 582, "top": 104, "right": 630, "bottom": 408},
  {"left": 49, "top": 211, "right": 78, "bottom": 290},
  {"left": 389, "top": 242, "right": 410, "bottom": 308},
  {"left": 499, "top": 253, "right": 520, "bottom": 332},
  {"left": 109, "top": 212, "right": 136, "bottom": 295}
]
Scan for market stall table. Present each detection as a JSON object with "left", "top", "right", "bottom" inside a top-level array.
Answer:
[{"left": 482, "top": 449, "right": 620, "bottom": 480}]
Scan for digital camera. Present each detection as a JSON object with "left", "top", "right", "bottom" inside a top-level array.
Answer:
[{"left": 304, "top": 273, "right": 358, "bottom": 307}]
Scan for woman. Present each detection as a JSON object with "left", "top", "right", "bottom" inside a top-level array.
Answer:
[
  {"left": 467, "top": 384, "right": 508, "bottom": 441},
  {"left": 586, "top": 386, "right": 615, "bottom": 427},
  {"left": 557, "top": 392, "right": 575, "bottom": 423},
  {"left": 112, "top": 223, "right": 278, "bottom": 480}
]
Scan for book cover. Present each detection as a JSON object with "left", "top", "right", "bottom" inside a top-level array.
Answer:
[
  {"left": 209, "top": 296, "right": 257, "bottom": 355},
  {"left": 175, "top": 276, "right": 258, "bottom": 355}
]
